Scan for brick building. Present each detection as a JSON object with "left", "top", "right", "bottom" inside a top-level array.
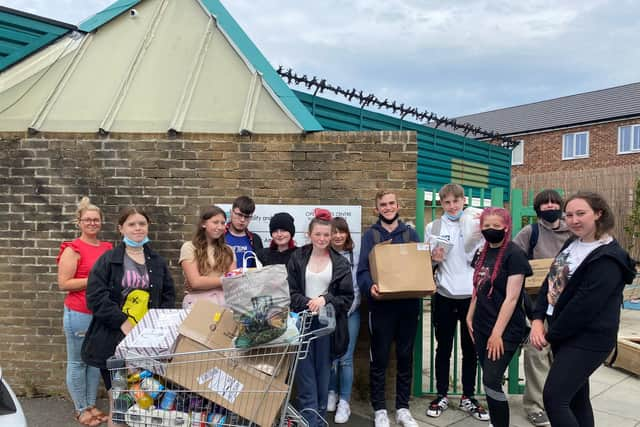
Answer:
[{"left": 456, "top": 83, "right": 640, "bottom": 248}]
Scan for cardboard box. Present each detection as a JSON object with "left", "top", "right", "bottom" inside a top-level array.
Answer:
[
  {"left": 164, "top": 300, "right": 289, "bottom": 427},
  {"left": 369, "top": 241, "right": 435, "bottom": 299},
  {"left": 608, "top": 336, "right": 640, "bottom": 376},
  {"left": 114, "top": 309, "right": 188, "bottom": 375},
  {"left": 525, "top": 258, "right": 554, "bottom": 295}
]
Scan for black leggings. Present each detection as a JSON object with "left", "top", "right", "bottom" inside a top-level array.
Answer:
[
  {"left": 543, "top": 345, "right": 609, "bottom": 427},
  {"left": 475, "top": 334, "right": 519, "bottom": 427}
]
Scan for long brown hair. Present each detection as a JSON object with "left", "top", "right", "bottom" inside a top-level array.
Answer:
[{"left": 192, "top": 206, "right": 234, "bottom": 275}]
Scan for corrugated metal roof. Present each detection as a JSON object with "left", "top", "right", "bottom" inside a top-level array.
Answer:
[
  {"left": 78, "top": 0, "right": 141, "bottom": 32},
  {"left": 294, "top": 90, "right": 511, "bottom": 200},
  {"left": 456, "top": 82, "right": 640, "bottom": 136},
  {"left": 0, "top": 6, "right": 75, "bottom": 72}
]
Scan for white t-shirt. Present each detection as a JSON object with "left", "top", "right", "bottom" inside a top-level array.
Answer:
[{"left": 305, "top": 262, "right": 332, "bottom": 299}]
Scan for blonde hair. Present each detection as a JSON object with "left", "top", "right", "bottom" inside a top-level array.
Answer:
[{"left": 76, "top": 197, "right": 103, "bottom": 223}]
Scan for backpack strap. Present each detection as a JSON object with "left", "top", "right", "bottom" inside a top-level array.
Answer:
[
  {"left": 528, "top": 223, "right": 539, "bottom": 260},
  {"left": 402, "top": 228, "right": 411, "bottom": 242},
  {"left": 371, "top": 228, "right": 382, "bottom": 245}
]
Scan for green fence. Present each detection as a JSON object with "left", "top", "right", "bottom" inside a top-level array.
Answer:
[{"left": 413, "top": 186, "right": 535, "bottom": 396}]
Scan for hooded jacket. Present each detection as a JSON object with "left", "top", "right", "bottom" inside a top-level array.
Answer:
[
  {"left": 533, "top": 238, "right": 636, "bottom": 351},
  {"left": 287, "top": 245, "right": 354, "bottom": 358},
  {"left": 81, "top": 244, "right": 176, "bottom": 369},
  {"left": 513, "top": 218, "right": 572, "bottom": 260}
]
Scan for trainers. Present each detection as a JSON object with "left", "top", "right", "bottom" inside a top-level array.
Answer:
[
  {"left": 395, "top": 408, "right": 418, "bottom": 427},
  {"left": 426, "top": 395, "right": 449, "bottom": 417},
  {"left": 374, "top": 409, "right": 390, "bottom": 427},
  {"left": 527, "top": 411, "right": 551, "bottom": 426},
  {"left": 327, "top": 391, "right": 337, "bottom": 412},
  {"left": 334, "top": 399, "right": 350, "bottom": 424},
  {"left": 459, "top": 396, "right": 490, "bottom": 421}
]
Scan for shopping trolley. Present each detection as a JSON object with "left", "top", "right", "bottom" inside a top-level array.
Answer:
[{"left": 107, "top": 305, "right": 336, "bottom": 427}]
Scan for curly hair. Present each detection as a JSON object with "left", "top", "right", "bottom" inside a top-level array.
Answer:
[
  {"left": 192, "top": 206, "right": 234, "bottom": 275},
  {"left": 472, "top": 207, "right": 512, "bottom": 297}
]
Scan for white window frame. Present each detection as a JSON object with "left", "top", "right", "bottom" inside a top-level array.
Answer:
[
  {"left": 562, "top": 131, "right": 589, "bottom": 160},
  {"left": 511, "top": 140, "right": 524, "bottom": 165},
  {"left": 618, "top": 124, "right": 640, "bottom": 154}
]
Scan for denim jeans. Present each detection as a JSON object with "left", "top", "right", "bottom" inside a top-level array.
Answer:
[
  {"left": 329, "top": 309, "right": 360, "bottom": 401},
  {"left": 295, "top": 317, "right": 332, "bottom": 427},
  {"left": 63, "top": 306, "right": 101, "bottom": 413}
]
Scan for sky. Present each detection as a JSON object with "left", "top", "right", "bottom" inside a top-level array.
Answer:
[{"left": 4, "top": 0, "right": 640, "bottom": 117}]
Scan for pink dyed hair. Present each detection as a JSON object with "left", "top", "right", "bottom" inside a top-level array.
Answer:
[{"left": 472, "top": 207, "right": 512, "bottom": 297}]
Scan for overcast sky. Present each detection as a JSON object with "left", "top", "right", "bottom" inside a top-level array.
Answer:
[{"left": 4, "top": 0, "right": 639, "bottom": 117}]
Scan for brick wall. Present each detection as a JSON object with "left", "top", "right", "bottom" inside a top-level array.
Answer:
[
  {"left": 512, "top": 118, "right": 640, "bottom": 176},
  {"left": 0, "top": 130, "right": 417, "bottom": 396}
]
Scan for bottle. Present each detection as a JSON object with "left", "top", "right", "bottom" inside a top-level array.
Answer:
[
  {"left": 160, "top": 390, "right": 177, "bottom": 410},
  {"left": 135, "top": 393, "right": 154, "bottom": 410},
  {"left": 140, "top": 376, "right": 165, "bottom": 399},
  {"left": 112, "top": 393, "right": 134, "bottom": 424},
  {"left": 127, "top": 369, "right": 152, "bottom": 384},
  {"left": 111, "top": 368, "right": 128, "bottom": 398}
]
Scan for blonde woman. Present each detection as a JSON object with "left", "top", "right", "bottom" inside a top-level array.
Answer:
[{"left": 57, "top": 197, "right": 112, "bottom": 426}]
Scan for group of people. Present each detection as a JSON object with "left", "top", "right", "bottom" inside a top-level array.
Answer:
[{"left": 56, "top": 187, "right": 636, "bottom": 427}]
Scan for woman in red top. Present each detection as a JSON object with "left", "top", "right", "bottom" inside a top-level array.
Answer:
[{"left": 57, "top": 197, "right": 112, "bottom": 427}]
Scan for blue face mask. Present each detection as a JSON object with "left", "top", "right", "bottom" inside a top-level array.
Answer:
[
  {"left": 123, "top": 236, "right": 150, "bottom": 248},
  {"left": 445, "top": 210, "right": 463, "bottom": 221}
]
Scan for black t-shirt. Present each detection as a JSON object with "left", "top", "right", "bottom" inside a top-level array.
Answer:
[{"left": 471, "top": 241, "right": 532, "bottom": 343}]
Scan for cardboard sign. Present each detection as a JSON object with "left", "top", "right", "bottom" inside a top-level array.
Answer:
[
  {"left": 368, "top": 241, "right": 435, "bottom": 299},
  {"left": 525, "top": 258, "right": 554, "bottom": 295}
]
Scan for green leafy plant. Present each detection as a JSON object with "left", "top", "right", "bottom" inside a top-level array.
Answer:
[{"left": 624, "top": 177, "right": 640, "bottom": 259}]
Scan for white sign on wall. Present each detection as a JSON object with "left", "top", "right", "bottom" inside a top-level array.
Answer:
[{"left": 219, "top": 204, "right": 362, "bottom": 260}]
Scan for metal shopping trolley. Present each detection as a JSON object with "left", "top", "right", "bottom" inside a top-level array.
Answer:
[{"left": 107, "top": 305, "right": 336, "bottom": 427}]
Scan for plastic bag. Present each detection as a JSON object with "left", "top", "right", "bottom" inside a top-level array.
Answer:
[
  {"left": 460, "top": 207, "right": 484, "bottom": 253},
  {"left": 222, "top": 253, "right": 290, "bottom": 348}
]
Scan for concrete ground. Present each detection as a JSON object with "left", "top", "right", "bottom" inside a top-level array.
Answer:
[{"left": 20, "top": 309, "right": 640, "bottom": 426}]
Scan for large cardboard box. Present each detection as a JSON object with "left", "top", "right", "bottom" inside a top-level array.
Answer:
[
  {"left": 525, "top": 258, "right": 554, "bottom": 295},
  {"left": 608, "top": 336, "right": 640, "bottom": 376},
  {"left": 164, "top": 300, "right": 289, "bottom": 427},
  {"left": 114, "top": 309, "right": 188, "bottom": 375},
  {"left": 368, "top": 241, "right": 435, "bottom": 299}
]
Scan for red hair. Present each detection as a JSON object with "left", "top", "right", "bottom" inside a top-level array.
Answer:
[{"left": 472, "top": 207, "right": 512, "bottom": 297}]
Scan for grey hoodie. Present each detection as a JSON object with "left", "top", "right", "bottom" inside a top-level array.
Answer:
[{"left": 513, "top": 219, "right": 573, "bottom": 260}]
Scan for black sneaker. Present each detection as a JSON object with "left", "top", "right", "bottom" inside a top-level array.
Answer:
[
  {"left": 426, "top": 395, "right": 448, "bottom": 418},
  {"left": 459, "top": 395, "right": 490, "bottom": 421}
]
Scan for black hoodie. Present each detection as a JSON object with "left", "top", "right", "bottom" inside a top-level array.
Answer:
[{"left": 533, "top": 239, "right": 636, "bottom": 352}]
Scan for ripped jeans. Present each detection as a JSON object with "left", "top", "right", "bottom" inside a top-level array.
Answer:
[{"left": 63, "top": 306, "right": 101, "bottom": 413}]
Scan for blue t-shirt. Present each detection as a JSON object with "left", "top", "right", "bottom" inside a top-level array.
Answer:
[{"left": 225, "top": 231, "right": 256, "bottom": 268}]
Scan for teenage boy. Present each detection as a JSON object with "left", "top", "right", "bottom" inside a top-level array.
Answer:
[
  {"left": 513, "top": 189, "right": 572, "bottom": 427},
  {"left": 357, "top": 190, "right": 421, "bottom": 427},
  {"left": 425, "top": 183, "right": 489, "bottom": 421},
  {"left": 225, "top": 195, "right": 263, "bottom": 268}
]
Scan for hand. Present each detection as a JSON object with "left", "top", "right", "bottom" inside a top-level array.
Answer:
[
  {"left": 487, "top": 333, "right": 504, "bottom": 361},
  {"left": 307, "top": 296, "right": 326, "bottom": 313},
  {"left": 431, "top": 247, "right": 445, "bottom": 263},
  {"left": 120, "top": 319, "right": 135, "bottom": 335},
  {"left": 529, "top": 319, "right": 548, "bottom": 350},
  {"left": 370, "top": 284, "right": 382, "bottom": 300},
  {"left": 466, "top": 317, "right": 475, "bottom": 344}
]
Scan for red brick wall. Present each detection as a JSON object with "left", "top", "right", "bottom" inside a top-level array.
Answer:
[{"left": 512, "top": 118, "right": 640, "bottom": 176}]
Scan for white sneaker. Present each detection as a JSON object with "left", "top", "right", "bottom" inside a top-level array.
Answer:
[
  {"left": 334, "top": 399, "right": 351, "bottom": 424},
  {"left": 327, "top": 391, "right": 338, "bottom": 412},
  {"left": 374, "top": 409, "right": 390, "bottom": 427},
  {"left": 395, "top": 408, "right": 419, "bottom": 427}
]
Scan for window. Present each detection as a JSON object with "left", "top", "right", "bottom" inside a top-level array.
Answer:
[
  {"left": 618, "top": 124, "right": 640, "bottom": 154},
  {"left": 511, "top": 140, "right": 524, "bottom": 165},
  {"left": 562, "top": 131, "right": 589, "bottom": 160}
]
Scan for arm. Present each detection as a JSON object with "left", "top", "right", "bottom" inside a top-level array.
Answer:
[
  {"left": 546, "top": 258, "right": 623, "bottom": 344},
  {"left": 57, "top": 247, "right": 87, "bottom": 291},
  {"left": 466, "top": 294, "right": 477, "bottom": 343},
  {"left": 86, "top": 254, "right": 128, "bottom": 332},
  {"left": 181, "top": 259, "right": 223, "bottom": 290},
  {"left": 323, "top": 260, "right": 354, "bottom": 314},
  {"left": 287, "top": 256, "right": 310, "bottom": 312},
  {"left": 356, "top": 231, "right": 375, "bottom": 296},
  {"left": 532, "top": 278, "right": 550, "bottom": 320},
  {"left": 487, "top": 274, "right": 524, "bottom": 361}
]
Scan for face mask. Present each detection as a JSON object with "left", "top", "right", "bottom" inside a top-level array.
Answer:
[
  {"left": 123, "top": 236, "right": 150, "bottom": 248},
  {"left": 538, "top": 209, "right": 562, "bottom": 223},
  {"left": 481, "top": 228, "right": 506, "bottom": 244},
  {"left": 378, "top": 213, "right": 399, "bottom": 225},
  {"left": 445, "top": 211, "right": 463, "bottom": 221}
]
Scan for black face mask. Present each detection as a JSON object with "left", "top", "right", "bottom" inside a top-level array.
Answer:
[
  {"left": 538, "top": 209, "right": 562, "bottom": 223},
  {"left": 378, "top": 213, "right": 399, "bottom": 225},
  {"left": 482, "top": 228, "right": 506, "bottom": 244}
]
